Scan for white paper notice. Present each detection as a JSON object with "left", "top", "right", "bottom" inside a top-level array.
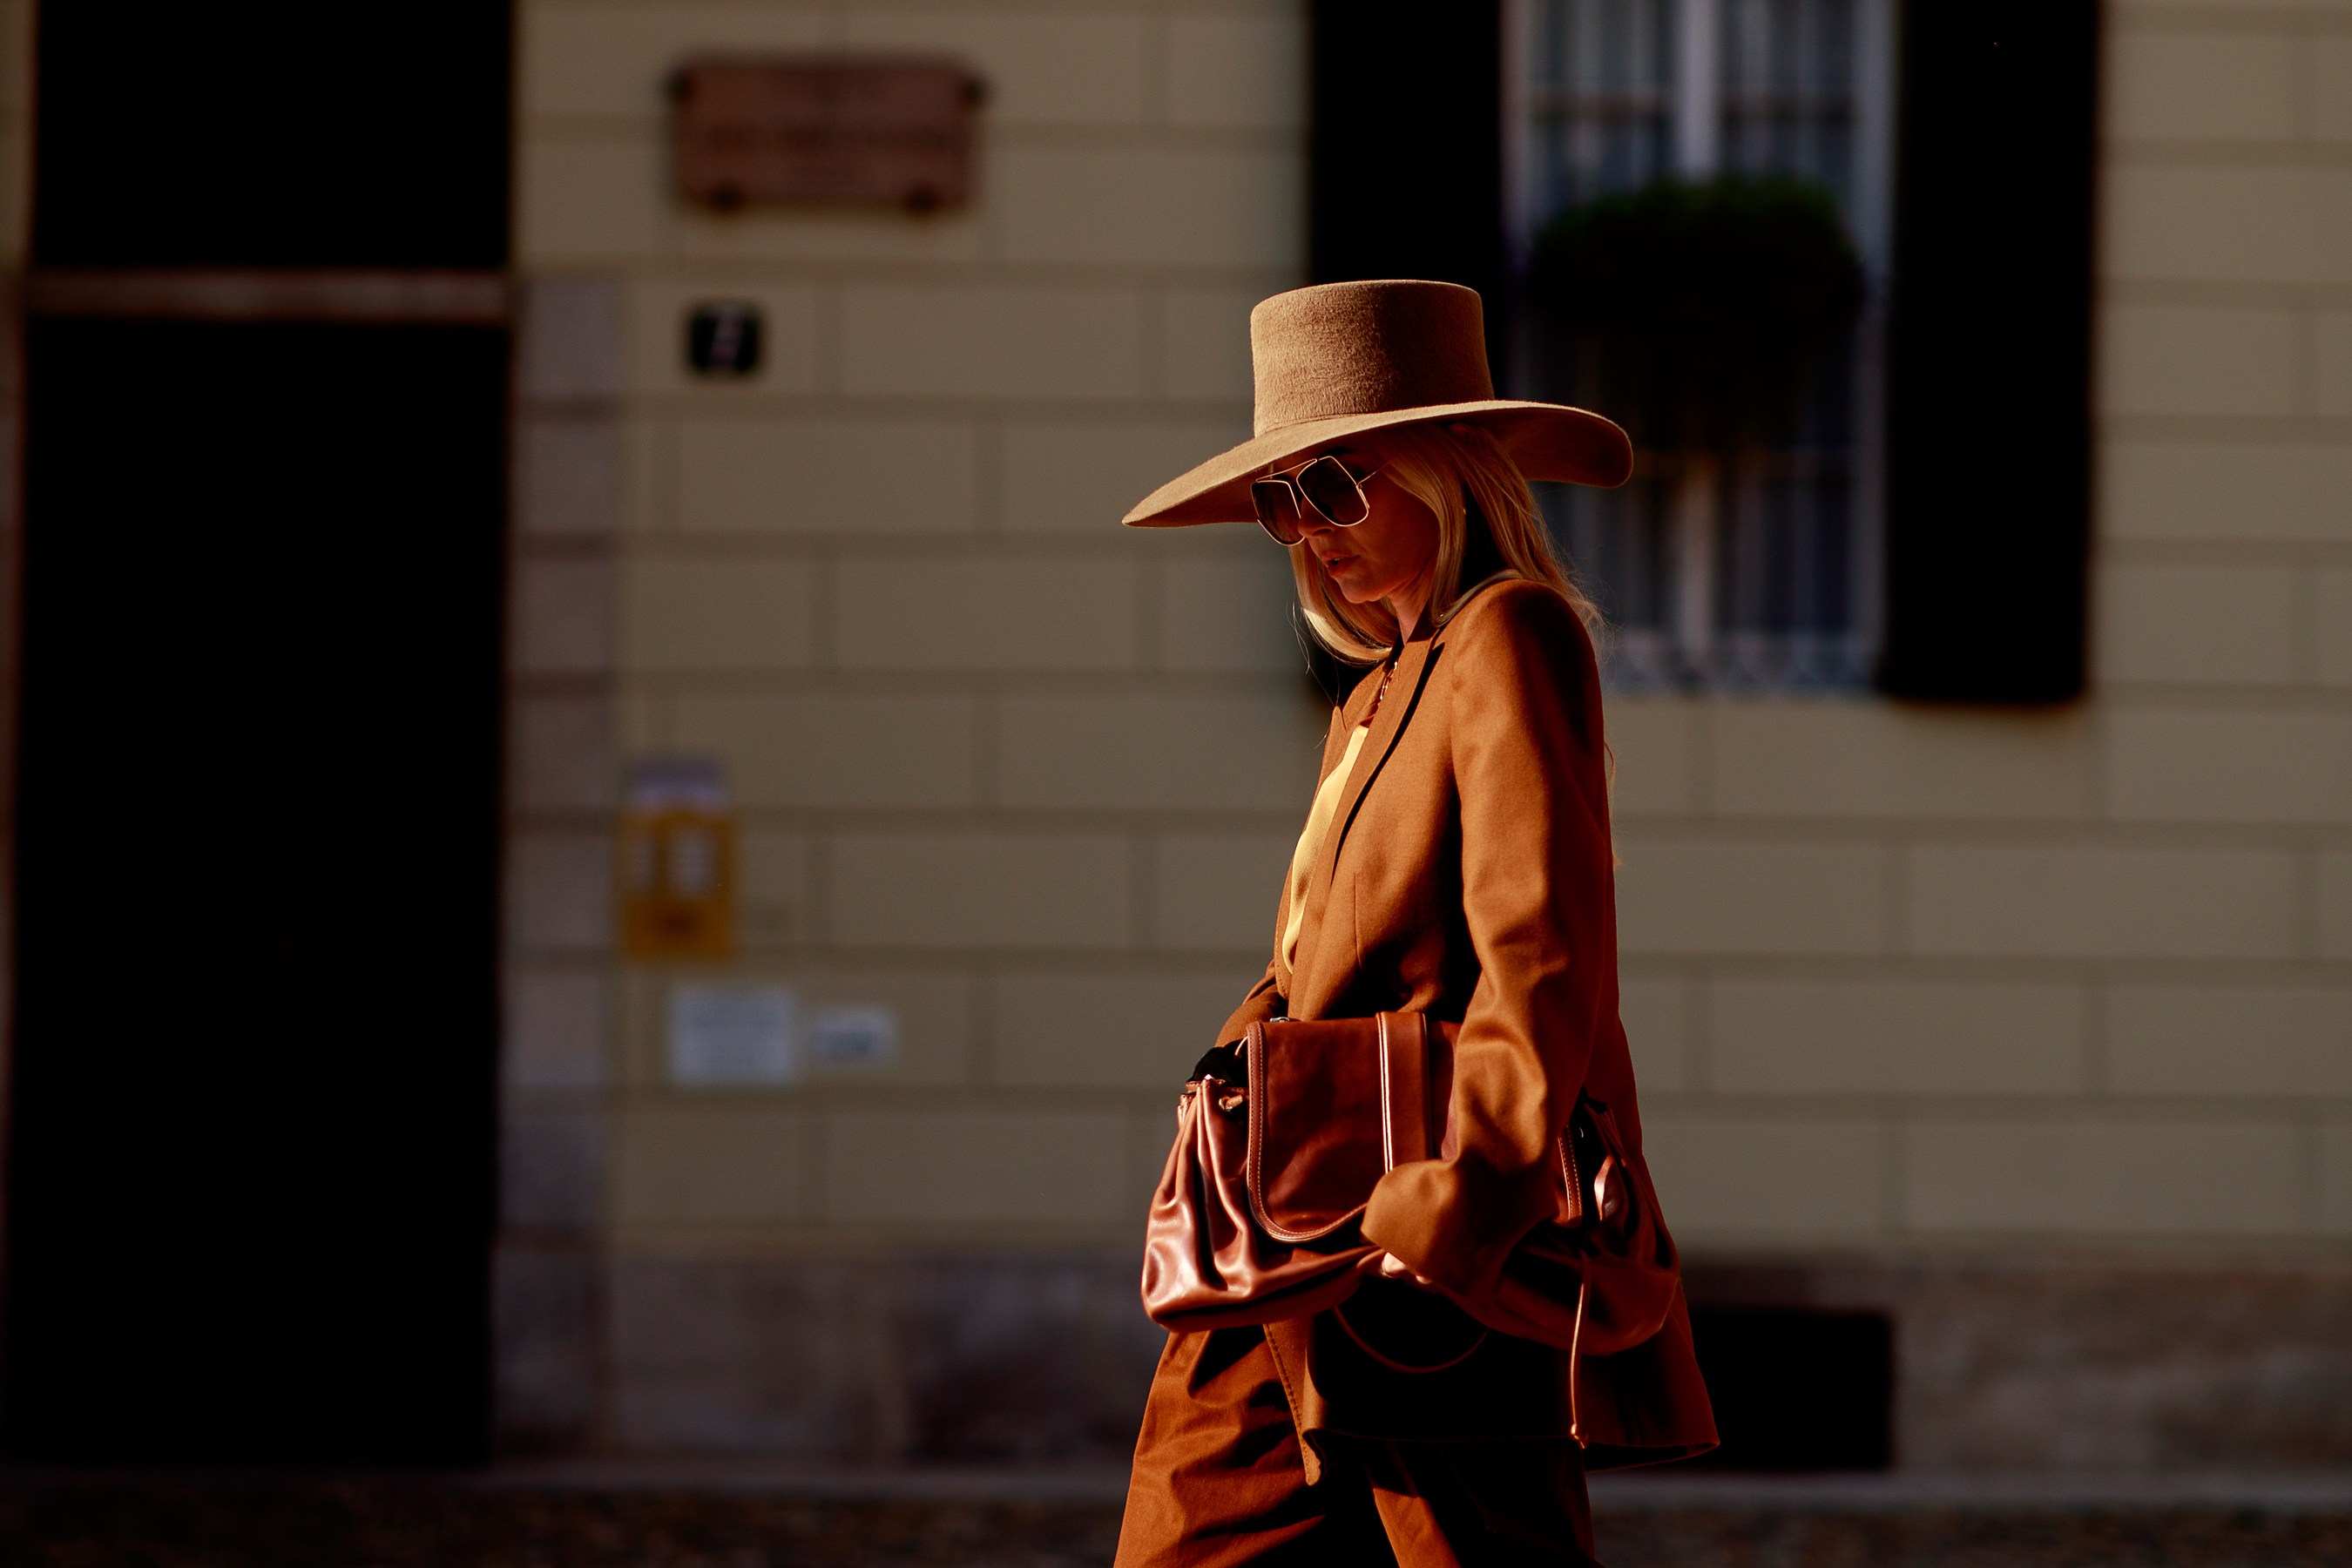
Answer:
[
  {"left": 809, "top": 1004, "right": 897, "bottom": 1069},
  {"left": 667, "top": 984, "right": 799, "bottom": 1085}
]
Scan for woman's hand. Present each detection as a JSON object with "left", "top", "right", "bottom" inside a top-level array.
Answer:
[{"left": 1375, "top": 1252, "right": 1439, "bottom": 1290}]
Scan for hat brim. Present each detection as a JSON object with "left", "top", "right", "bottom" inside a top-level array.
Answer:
[{"left": 1121, "top": 401, "right": 1632, "bottom": 528}]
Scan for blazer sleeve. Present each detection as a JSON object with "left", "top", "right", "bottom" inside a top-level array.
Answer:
[
  {"left": 1361, "top": 585, "right": 1614, "bottom": 1298},
  {"left": 1214, "top": 961, "right": 1285, "bottom": 1046}
]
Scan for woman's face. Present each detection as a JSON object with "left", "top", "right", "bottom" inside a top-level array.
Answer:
[{"left": 1296, "top": 443, "right": 1438, "bottom": 609}]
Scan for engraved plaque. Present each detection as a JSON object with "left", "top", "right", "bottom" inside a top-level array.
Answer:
[{"left": 672, "top": 55, "right": 983, "bottom": 213}]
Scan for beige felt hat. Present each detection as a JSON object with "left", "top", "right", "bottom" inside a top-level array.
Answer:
[{"left": 1123, "top": 279, "right": 1631, "bottom": 528}]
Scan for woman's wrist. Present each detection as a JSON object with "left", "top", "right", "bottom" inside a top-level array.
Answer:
[{"left": 1375, "top": 1252, "right": 1438, "bottom": 1290}]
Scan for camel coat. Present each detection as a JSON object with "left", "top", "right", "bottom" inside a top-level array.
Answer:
[{"left": 1213, "top": 575, "right": 1714, "bottom": 1473}]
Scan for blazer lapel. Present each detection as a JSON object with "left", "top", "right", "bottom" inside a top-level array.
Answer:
[{"left": 1287, "top": 632, "right": 1443, "bottom": 1006}]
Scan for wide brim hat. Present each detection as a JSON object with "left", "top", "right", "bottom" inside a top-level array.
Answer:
[{"left": 1123, "top": 280, "right": 1632, "bottom": 528}]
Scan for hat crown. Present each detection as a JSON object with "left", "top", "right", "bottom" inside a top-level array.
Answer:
[{"left": 1248, "top": 280, "right": 1494, "bottom": 438}]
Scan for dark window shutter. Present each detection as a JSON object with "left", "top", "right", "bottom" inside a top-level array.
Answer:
[
  {"left": 1309, "top": 0, "right": 1504, "bottom": 353},
  {"left": 1877, "top": 2, "right": 2099, "bottom": 704}
]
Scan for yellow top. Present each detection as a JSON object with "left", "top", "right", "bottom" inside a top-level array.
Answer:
[{"left": 1280, "top": 719, "right": 1372, "bottom": 976}]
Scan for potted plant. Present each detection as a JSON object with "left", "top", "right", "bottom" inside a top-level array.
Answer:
[{"left": 1526, "top": 173, "right": 1865, "bottom": 454}]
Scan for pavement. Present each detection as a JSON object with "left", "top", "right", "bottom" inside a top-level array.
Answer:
[
  {"left": 0, "top": 1462, "right": 2346, "bottom": 1565},
  {"left": 1590, "top": 1470, "right": 2352, "bottom": 1568}
]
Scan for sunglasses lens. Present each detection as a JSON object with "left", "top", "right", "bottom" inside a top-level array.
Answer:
[
  {"left": 1298, "top": 456, "right": 1371, "bottom": 524},
  {"left": 1251, "top": 479, "right": 1304, "bottom": 544}
]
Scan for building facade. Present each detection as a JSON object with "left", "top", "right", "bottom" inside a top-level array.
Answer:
[{"left": 3, "top": 0, "right": 2349, "bottom": 1469}]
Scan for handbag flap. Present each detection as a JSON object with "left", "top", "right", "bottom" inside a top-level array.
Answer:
[{"left": 1247, "top": 1013, "right": 1439, "bottom": 1243}]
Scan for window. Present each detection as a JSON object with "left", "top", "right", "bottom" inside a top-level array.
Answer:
[{"left": 1505, "top": 0, "right": 1895, "bottom": 691}]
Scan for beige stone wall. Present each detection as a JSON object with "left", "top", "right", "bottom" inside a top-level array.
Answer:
[
  {"left": 507, "top": 0, "right": 2352, "bottom": 1423},
  {"left": 1627, "top": 0, "right": 2352, "bottom": 1249},
  {"left": 510, "top": 0, "right": 1312, "bottom": 1342},
  {"left": 502, "top": 275, "right": 627, "bottom": 1446}
]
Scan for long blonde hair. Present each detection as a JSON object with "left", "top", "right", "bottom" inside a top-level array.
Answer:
[{"left": 1289, "top": 422, "right": 1599, "bottom": 665}]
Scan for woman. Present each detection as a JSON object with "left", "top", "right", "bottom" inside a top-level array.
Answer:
[{"left": 1112, "top": 281, "right": 1714, "bottom": 1566}]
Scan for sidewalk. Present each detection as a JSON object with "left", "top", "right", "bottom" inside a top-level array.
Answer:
[
  {"left": 0, "top": 1461, "right": 2344, "bottom": 1565},
  {"left": 1590, "top": 1469, "right": 2352, "bottom": 1568}
]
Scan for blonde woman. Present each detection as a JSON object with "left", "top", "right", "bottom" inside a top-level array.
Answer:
[{"left": 1114, "top": 282, "right": 1713, "bottom": 1567}]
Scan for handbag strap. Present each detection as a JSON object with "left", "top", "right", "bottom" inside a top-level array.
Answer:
[{"left": 1376, "top": 1011, "right": 1433, "bottom": 1170}]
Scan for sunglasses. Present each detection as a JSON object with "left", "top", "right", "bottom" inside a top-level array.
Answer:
[{"left": 1250, "top": 454, "right": 1385, "bottom": 545}]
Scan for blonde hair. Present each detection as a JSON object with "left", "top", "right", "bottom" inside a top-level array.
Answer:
[{"left": 1289, "top": 422, "right": 1600, "bottom": 665}]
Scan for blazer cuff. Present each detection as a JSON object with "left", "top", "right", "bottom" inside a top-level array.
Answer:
[
  {"left": 1213, "top": 984, "right": 1284, "bottom": 1048},
  {"left": 1360, "top": 1154, "right": 1556, "bottom": 1299}
]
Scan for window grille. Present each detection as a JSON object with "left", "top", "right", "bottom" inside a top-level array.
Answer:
[{"left": 1507, "top": 0, "right": 1892, "bottom": 692}]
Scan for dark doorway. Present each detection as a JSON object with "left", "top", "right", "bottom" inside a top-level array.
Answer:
[
  {"left": 31, "top": 3, "right": 511, "bottom": 269},
  {"left": 13, "top": 0, "right": 512, "bottom": 1465},
  {"left": 4, "top": 321, "right": 507, "bottom": 1463}
]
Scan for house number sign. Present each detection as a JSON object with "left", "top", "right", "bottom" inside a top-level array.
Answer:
[{"left": 671, "top": 54, "right": 984, "bottom": 213}]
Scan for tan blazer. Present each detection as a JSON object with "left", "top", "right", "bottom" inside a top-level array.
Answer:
[{"left": 1216, "top": 575, "right": 1714, "bottom": 1470}]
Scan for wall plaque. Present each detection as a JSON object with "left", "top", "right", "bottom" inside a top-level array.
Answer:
[
  {"left": 668, "top": 985, "right": 798, "bottom": 1086},
  {"left": 672, "top": 54, "right": 983, "bottom": 213}
]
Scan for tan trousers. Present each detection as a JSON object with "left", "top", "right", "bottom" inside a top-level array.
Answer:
[{"left": 1114, "top": 1326, "right": 1604, "bottom": 1568}]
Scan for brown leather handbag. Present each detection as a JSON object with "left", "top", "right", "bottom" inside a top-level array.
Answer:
[{"left": 1140, "top": 1012, "right": 1613, "bottom": 1340}]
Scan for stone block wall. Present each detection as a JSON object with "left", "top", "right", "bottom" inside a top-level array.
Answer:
[
  {"left": 500, "top": 277, "right": 626, "bottom": 1450},
  {"left": 510, "top": 0, "right": 1308, "bottom": 1454},
  {"left": 494, "top": 0, "right": 2352, "bottom": 1463},
  {"left": 1690, "top": 1254, "right": 2352, "bottom": 1471},
  {"left": 1614, "top": 0, "right": 2352, "bottom": 1254}
]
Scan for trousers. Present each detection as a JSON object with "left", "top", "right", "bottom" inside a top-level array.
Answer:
[{"left": 1114, "top": 1325, "right": 1604, "bottom": 1567}]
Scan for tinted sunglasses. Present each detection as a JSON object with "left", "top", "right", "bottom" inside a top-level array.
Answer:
[{"left": 1250, "top": 454, "right": 1385, "bottom": 545}]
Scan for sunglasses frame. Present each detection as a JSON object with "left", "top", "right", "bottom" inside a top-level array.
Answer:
[{"left": 1250, "top": 453, "right": 1386, "bottom": 546}]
